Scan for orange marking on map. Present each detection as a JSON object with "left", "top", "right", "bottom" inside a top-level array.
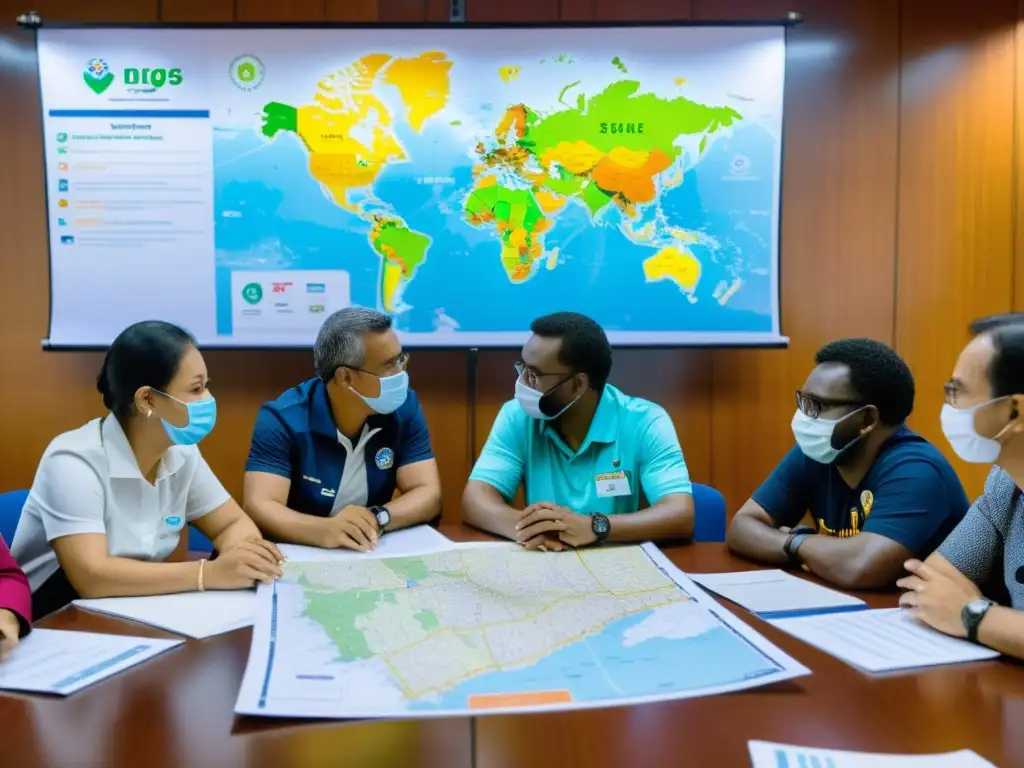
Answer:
[
  {"left": 468, "top": 691, "right": 573, "bottom": 709},
  {"left": 590, "top": 148, "right": 673, "bottom": 205},
  {"left": 496, "top": 105, "right": 527, "bottom": 141}
]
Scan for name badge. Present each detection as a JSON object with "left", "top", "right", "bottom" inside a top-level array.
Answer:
[{"left": 595, "top": 471, "right": 631, "bottom": 498}]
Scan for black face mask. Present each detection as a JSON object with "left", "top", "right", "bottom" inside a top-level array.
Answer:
[{"left": 832, "top": 408, "right": 876, "bottom": 467}]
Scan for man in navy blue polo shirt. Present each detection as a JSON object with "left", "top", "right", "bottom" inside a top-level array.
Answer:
[
  {"left": 243, "top": 308, "right": 441, "bottom": 551},
  {"left": 726, "top": 338, "right": 968, "bottom": 589}
]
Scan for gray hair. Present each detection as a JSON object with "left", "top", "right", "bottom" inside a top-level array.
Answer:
[{"left": 313, "top": 307, "right": 393, "bottom": 381}]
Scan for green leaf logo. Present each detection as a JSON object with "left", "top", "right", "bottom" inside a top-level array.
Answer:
[
  {"left": 229, "top": 54, "right": 265, "bottom": 91},
  {"left": 83, "top": 58, "right": 114, "bottom": 95}
]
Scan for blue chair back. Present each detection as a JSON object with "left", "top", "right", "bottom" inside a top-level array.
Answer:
[
  {"left": 188, "top": 525, "right": 214, "bottom": 553},
  {"left": 692, "top": 483, "right": 727, "bottom": 542},
  {"left": 0, "top": 489, "right": 29, "bottom": 546}
]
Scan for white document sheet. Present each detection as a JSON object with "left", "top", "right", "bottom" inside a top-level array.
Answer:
[
  {"left": 277, "top": 524, "right": 453, "bottom": 562},
  {"left": 689, "top": 570, "right": 866, "bottom": 617},
  {"left": 0, "top": 628, "right": 183, "bottom": 695},
  {"left": 768, "top": 608, "right": 1000, "bottom": 673},
  {"left": 749, "top": 740, "right": 995, "bottom": 768},
  {"left": 74, "top": 591, "right": 256, "bottom": 639}
]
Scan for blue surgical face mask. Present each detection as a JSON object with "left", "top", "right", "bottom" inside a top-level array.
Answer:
[
  {"left": 153, "top": 391, "right": 217, "bottom": 446},
  {"left": 351, "top": 371, "right": 409, "bottom": 415}
]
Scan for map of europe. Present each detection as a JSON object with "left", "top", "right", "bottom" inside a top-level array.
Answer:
[
  {"left": 239, "top": 544, "right": 800, "bottom": 717},
  {"left": 213, "top": 29, "right": 784, "bottom": 343}
]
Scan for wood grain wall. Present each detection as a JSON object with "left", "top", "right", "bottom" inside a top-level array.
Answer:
[{"left": 0, "top": 0, "right": 1020, "bottom": 523}]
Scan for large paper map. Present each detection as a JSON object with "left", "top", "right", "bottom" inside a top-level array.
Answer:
[{"left": 235, "top": 543, "right": 808, "bottom": 718}]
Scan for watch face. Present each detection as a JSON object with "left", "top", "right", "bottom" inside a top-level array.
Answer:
[
  {"left": 376, "top": 508, "right": 391, "bottom": 528},
  {"left": 966, "top": 599, "right": 991, "bottom": 617},
  {"left": 593, "top": 515, "right": 610, "bottom": 534}
]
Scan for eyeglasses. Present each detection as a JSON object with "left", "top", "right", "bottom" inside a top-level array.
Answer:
[
  {"left": 795, "top": 390, "right": 864, "bottom": 420},
  {"left": 346, "top": 352, "right": 410, "bottom": 379},
  {"left": 514, "top": 360, "right": 572, "bottom": 390},
  {"left": 943, "top": 380, "right": 961, "bottom": 406}
]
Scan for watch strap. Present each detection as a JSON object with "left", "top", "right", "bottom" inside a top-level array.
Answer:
[
  {"left": 962, "top": 600, "right": 993, "bottom": 643},
  {"left": 784, "top": 531, "right": 813, "bottom": 565}
]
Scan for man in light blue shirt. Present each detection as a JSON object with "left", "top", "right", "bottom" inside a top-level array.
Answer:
[{"left": 463, "top": 312, "right": 694, "bottom": 550}]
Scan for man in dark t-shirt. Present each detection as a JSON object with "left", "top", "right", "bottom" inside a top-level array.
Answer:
[{"left": 727, "top": 338, "right": 969, "bottom": 590}]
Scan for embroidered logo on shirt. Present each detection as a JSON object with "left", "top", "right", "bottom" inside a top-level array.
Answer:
[
  {"left": 375, "top": 447, "right": 395, "bottom": 470},
  {"left": 302, "top": 475, "right": 321, "bottom": 484},
  {"left": 860, "top": 490, "right": 874, "bottom": 517},
  {"left": 320, "top": 488, "right": 336, "bottom": 498},
  {"left": 163, "top": 515, "right": 185, "bottom": 531}
]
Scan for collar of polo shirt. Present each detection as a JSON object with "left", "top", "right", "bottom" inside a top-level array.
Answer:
[
  {"left": 101, "top": 415, "right": 187, "bottom": 480},
  {"left": 540, "top": 386, "right": 620, "bottom": 457},
  {"left": 309, "top": 378, "right": 393, "bottom": 439}
]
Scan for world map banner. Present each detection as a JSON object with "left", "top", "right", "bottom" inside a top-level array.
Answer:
[{"left": 37, "top": 25, "right": 787, "bottom": 348}]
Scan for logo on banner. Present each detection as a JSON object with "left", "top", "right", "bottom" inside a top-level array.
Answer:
[
  {"left": 241, "top": 282, "right": 263, "bottom": 305},
  {"left": 230, "top": 54, "right": 265, "bottom": 91},
  {"left": 83, "top": 58, "right": 114, "bottom": 94}
]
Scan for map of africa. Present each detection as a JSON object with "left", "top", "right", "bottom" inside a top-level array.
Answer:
[
  {"left": 213, "top": 27, "right": 785, "bottom": 344},
  {"left": 235, "top": 544, "right": 807, "bottom": 718}
]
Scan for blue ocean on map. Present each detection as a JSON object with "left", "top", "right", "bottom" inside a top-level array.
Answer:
[
  {"left": 408, "top": 610, "right": 781, "bottom": 710},
  {"left": 213, "top": 117, "right": 776, "bottom": 337}
]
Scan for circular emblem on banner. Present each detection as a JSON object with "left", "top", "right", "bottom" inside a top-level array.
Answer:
[{"left": 230, "top": 54, "right": 265, "bottom": 91}]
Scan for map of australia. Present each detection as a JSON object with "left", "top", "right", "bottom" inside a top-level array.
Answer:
[
  {"left": 236, "top": 544, "right": 805, "bottom": 717},
  {"left": 212, "top": 27, "right": 784, "bottom": 343}
]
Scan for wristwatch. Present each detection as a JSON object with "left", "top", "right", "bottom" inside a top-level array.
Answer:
[
  {"left": 784, "top": 526, "right": 816, "bottom": 566},
  {"left": 961, "top": 598, "right": 994, "bottom": 643},
  {"left": 591, "top": 513, "right": 611, "bottom": 545},
  {"left": 370, "top": 506, "right": 391, "bottom": 535}
]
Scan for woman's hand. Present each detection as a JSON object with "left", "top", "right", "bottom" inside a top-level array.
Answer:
[
  {"left": 0, "top": 608, "right": 22, "bottom": 661},
  {"left": 204, "top": 540, "right": 284, "bottom": 590}
]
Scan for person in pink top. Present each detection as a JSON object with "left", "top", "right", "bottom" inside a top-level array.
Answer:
[{"left": 0, "top": 535, "right": 31, "bottom": 660}]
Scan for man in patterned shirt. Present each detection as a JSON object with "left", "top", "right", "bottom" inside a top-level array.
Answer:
[{"left": 899, "top": 314, "right": 1024, "bottom": 659}]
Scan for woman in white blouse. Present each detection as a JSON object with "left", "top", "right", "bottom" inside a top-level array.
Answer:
[{"left": 12, "top": 320, "right": 283, "bottom": 619}]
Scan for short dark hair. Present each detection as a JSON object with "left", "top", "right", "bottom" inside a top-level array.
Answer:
[
  {"left": 530, "top": 312, "right": 612, "bottom": 392},
  {"left": 970, "top": 315, "right": 1024, "bottom": 398},
  {"left": 97, "top": 321, "right": 197, "bottom": 419},
  {"left": 969, "top": 313, "right": 1024, "bottom": 336},
  {"left": 814, "top": 338, "right": 915, "bottom": 425}
]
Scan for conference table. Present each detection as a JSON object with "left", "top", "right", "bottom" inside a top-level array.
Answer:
[{"left": 2, "top": 527, "right": 1022, "bottom": 768}]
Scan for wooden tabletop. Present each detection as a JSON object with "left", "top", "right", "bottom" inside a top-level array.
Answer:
[{"left": 3, "top": 527, "right": 1022, "bottom": 768}]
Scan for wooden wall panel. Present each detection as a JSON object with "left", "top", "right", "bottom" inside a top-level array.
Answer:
[
  {"left": 467, "top": 0, "right": 557, "bottom": 22},
  {"left": 326, "top": 0, "right": 379, "bottom": 21},
  {"left": 594, "top": 0, "right": 689, "bottom": 21},
  {"left": 896, "top": 0, "right": 1016, "bottom": 499},
  {"left": 697, "top": 0, "right": 901, "bottom": 511},
  {"left": 8, "top": 0, "right": 159, "bottom": 21},
  {"left": 234, "top": 0, "right": 326, "bottom": 22},
  {"left": 1017, "top": 0, "right": 1024, "bottom": 311},
  {"left": 160, "top": 0, "right": 233, "bottom": 21}
]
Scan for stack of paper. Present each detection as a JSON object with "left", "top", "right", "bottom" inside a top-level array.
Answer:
[
  {"left": 0, "top": 628, "right": 183, "bottom": 695},
  {"left": 767, "top": 608, "right": 1000, "bottom": 673},
  {"left": 74, "top": 590, "right": 256, "bottom": 639},
  {"left": 749, "top": 740, "right": 995, "bottom": 767},
  {"left": 690, "top": 570, "right": 866, "bottom": 618},
  {"left": 278, "top": 524, "right": 452, "bottom": 562}
]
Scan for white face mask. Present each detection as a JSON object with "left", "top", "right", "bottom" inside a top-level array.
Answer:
[
  {"left": 791, "top": 409, "right": 865, "bottom": 464},
  {"left": 515, "top": 378, "right": 581, "bottom": 421},
  {"left": 940, "top": 398, "right": 1011, "bottom": 464}
]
